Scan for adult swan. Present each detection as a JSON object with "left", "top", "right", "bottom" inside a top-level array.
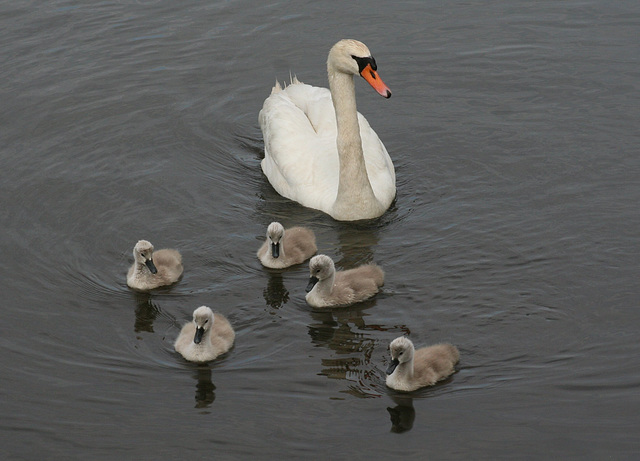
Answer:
[{"left": 259, "top": 39, "right": 395, "bottom": 221}]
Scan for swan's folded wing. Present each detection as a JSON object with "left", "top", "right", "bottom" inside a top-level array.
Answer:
[{"left": 259, "top": 83, "right": 340, "bottom": 211}]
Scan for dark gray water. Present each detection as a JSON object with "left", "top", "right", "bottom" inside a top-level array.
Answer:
[{"left": 1, "top": 1, "right": 639, "bottom": 459}]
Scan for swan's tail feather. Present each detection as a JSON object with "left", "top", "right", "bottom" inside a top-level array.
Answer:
[
  {"left": 271, "top": 75, "right": 304, "bottom": 94},
  {"left": 271, "top": 80, "right": 283, "bottom": 94},
  {"left": 289, "top": 72, "right": 303, "bottom": 85}
]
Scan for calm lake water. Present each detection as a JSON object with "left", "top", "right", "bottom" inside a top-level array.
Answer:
[{"left": 1, "top": 0, "right": 639, "bottom": 459}]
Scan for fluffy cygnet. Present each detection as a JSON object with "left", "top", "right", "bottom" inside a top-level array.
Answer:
[
  {"left": 174, "top": 306, "right": 235, "bottom": 363},
  {"left": 386, "top": 337, "right": 459, "bottom": 392},
  {"left": 257, "top": 222, "right": 317, "bottom": 269},
  {"left": 127, "top": 240, "right": 183, "bottom": 291},
  {"left": 305, "top": 254, "right": 384, "bottom": 308}
]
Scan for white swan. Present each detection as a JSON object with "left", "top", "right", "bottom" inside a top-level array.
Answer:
[
  {"left": 305, "top": 254, "right": 384, "bottom": 308},
  {"left": 386, "top": 337, "right": 459, "bottom": 392},
  {"left": 257, "top": 222, "right": 317, "bottom": 269},
  {"left": 174, "top": 306, "right": 235, "bottom": 363},
  {"left": 127, "top": 240, "right": 183, "bottom": 291},
  {"left": 259, "top": 39, "right": 395, "bottom": 221}
]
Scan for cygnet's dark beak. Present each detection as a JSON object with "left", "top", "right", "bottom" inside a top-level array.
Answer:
[
  {"left": 386, "top": 358, "right": 400, "bottom": 375},
  {"left": 305, "top": 276, "right": 319, "bottom": 293},
  {"left": 193, "top": 326, "right": 205, "bottom": 344},
  {"left": 145, "top": 258, "right": 158, "bottom": 274},
  {"left": 271, "top": 242, "right": 280, "bottom": 259}
]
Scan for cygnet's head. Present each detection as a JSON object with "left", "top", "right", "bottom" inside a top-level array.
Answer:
[
  {"left": 192, "top": 306, "right": 215, "bottom": 345},
  {"left": 266, "top": 222, "right": 285, "bottom": 259},
  {"left": 133, "top": 240, "right": 157, "bottom": 274},
  {"left": 386, "top": 337, "right": 416, "bottom": 375},
  {"left": 306, "top": 254, "right": 335, "bottom": 292},
  {"left": 327, "top": 39, "right": 391, "bottom": 98}
]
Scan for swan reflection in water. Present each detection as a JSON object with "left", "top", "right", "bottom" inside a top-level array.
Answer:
[{"left": 333, "top": 220, "right": 383, "bottom": 269}]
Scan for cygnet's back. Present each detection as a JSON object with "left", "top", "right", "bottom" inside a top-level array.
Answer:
[
  {"left": 386, "top": 336, "right": 459, "bottom": 392},
  {"left": 127, "top": 240, "right": 183, "bottom": 291},
  {"left": 174, "top": 306, "right": 235, "bottom": 363},
  {"left": 412, "top": 343, "right": 459, "bottom": 385},
  {"left": 305, "top": 254, "right": 384, "bottom": 307},
  {"left": 257, "top": 222, "right": 317, "bottom": 269}
]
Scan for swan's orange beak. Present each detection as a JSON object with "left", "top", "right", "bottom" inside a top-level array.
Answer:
[{"left": 360, "top": 63, "right": 391, "bottom": 99}]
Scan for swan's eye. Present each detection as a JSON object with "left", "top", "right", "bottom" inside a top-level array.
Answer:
[
  {"left": 204, "top": 319, "right": 208, "bottom": 324},
  {"left": 352, "top": 55, "right": 378, "bottom": 73}
]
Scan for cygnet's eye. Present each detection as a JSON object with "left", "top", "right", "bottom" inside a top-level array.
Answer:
[{"left": 204, "top": 319, "right": 208, "bottom": 324}]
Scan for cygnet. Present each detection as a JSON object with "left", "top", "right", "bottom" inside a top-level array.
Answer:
[
  {"left": 386, "top": 336, "right": 459, "bottom": 392},
  {"left": 127, "top": 240, "right": 183, "bottom": 291},
  {"left": 305, "top": 254, "right": 384, "bottom": 308},
  {"left": 257, "top": 222, "right": 317, "bottom": 269},
  {"left": 174, "top": 306, "right": 235, "bottom": 363}
]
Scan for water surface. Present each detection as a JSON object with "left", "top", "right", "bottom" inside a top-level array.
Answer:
[{"left": 1, "top": 0, "right": 639, "bottom": 459}]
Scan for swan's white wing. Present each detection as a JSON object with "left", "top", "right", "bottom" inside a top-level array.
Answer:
[{"left": 259, "top": 83, "right": 340, "bottom": 212}]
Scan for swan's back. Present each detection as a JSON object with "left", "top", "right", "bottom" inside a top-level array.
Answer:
[{"left": 260, "top": 82, "right": 339, "bottom": 210}]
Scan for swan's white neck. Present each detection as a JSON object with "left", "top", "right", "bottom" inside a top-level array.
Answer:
[{"left": 328, "top": 70, "right": 384, "bottom": 220}]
